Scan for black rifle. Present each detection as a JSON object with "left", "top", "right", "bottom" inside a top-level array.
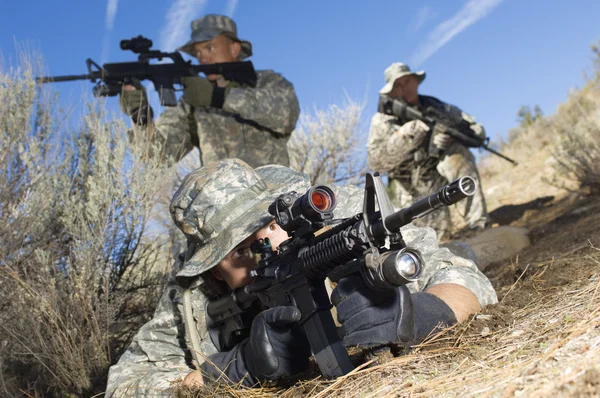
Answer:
[
  {"left": 378, "top": 96, "right": 517, "bottom": 165},
  {"left": 206, "top": 173, "right": 476, "bottom": 379},
  {"left": 35, "top": 35, "right": 258, "bottom": 107}
]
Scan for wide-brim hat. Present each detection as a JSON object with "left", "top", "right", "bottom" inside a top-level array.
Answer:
[
  {"left": 379, "top": 62, "right": 426, "bottom": 94},
  {"left": 170, "top": 159, "right": 310, "bottom": 279},
  {"left": 178, "top": 14, "right": 253, "bottom": 60}
]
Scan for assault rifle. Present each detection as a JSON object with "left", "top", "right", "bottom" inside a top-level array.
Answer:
[
  {"left": 206, "top": 173, "right": 476, "bottom": 379},
  {"left": 35, "top": 35, "right": 257, "bottom": 107},
  {"left": 378, "top": 96, "right": 517, "bottom": 165}
]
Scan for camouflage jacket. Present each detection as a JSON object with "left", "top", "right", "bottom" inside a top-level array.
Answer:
[
  {"left": 105, "top": 185, "right": 498, "bottom": 397},
  {"left": 135, "top": 70, "right": 299, "bottom": 168},
  {"left": 367, "top": 95, "right": 479, "bottom": 178}
]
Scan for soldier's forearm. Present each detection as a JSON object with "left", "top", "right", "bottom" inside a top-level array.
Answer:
[{"left": 425, "top": 283, "right": 482, "bottom": 323}]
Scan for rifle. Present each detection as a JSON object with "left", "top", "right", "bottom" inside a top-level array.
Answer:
[
  {"left": 206, "top": 173, "right": 476, "bottom": 379},
  {"left": 35, "top": 35, "right": 258, "bottom": 107},
  {"left": 378, "top": 96, "right": 517, "bottom": 165}
]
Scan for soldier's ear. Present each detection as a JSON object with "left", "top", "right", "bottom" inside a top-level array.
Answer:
[
  {"left": 229, "top": 41, "right": 241, "bottom": 60},
  {"left": 210, "top": 267, "right": 224, "bottom": 281}
]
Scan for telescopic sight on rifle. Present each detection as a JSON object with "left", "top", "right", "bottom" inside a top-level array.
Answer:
[{"left": 120, "top": 35, "right": 153, "bottom": 54}]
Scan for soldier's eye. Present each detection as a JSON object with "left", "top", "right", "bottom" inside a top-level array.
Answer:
[{"left": 233, "top": 247, "right": 250, "bottom": 259}]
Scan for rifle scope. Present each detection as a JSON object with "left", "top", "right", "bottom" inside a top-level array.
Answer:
[
  {"left": 120, "top": 35, "right": 153, "bottom": 53},
  {"left": 269, "top": 185, "right": 336, "bottom": 233}
]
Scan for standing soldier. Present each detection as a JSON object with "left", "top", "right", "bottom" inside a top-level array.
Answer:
[
  {"left": 119, "top": 14, "right": 300, "bottom": 168},
  {"left": 367, "top": 62, "right": 489, "bottom": 238}
]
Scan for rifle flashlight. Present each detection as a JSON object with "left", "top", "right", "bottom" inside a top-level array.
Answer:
[{"left": 382, "top": 248, "right": 423, "bottom": 286}]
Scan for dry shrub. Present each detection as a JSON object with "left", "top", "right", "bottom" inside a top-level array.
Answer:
[
  {"left": 287, "top": 97, "right": 368, "bottom": 185},
  {"left": 480, "top": 42, "right": 600, "bottom": 209},
  {"left": 0, "top": 51, "right": 172, "bottom": 396},
  {"left": 550, "top": 79, "right": 600, "bottom": 194}
]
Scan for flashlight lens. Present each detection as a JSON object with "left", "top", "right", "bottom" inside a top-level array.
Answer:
[{"left": 396, "top": 253, "right": 419, "bottom": 278}]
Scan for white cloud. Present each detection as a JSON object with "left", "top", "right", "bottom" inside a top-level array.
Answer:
[
  {"left": 224, "top": 0, "right": 239, "bottom": 18},
  {"left": 101, "top": 0, "right": 119, "bottom": 63},
  {"left": 105, "top": 0, "right": 119, "bottom": 31},
  {"left": 407, "top": 5, "right": 436, "bottom": 36},
  {"left": 409, "top": 0, "right": 505, "bottom": 66},
  {"left": 159, "top": 0, "right": 209, "bottom": 52}
]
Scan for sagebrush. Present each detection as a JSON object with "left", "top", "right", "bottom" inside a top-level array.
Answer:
[{"left": 0, "top": 52, "right": 173, "bottom": 397}]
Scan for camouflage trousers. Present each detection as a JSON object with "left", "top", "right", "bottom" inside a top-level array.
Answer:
[{"left": 388, "top": 143, "right": 489, "bottom": 239}]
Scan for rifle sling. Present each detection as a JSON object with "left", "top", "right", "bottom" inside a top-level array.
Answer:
[{"left": 183, "top": 287, "right": 203, "bottom": 369}]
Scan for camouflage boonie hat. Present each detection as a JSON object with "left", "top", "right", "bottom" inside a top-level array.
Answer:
[
  {"left": 379, "top": 62, "right": 426, "bottom": 94},
  {"left": 178, "top": 14, "right": 253, "bottom": 60},
  {"left": 170, "top": 159, "right": 310, "bottom": 279}
]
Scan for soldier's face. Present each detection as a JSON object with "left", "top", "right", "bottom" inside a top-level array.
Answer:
[
  {"left": 211, "top": 221, "right": 289, "bottom": 289},
  {"left": 193, "top": 35, "right": 242, "bottom": 80},
  {"left": 389, "top": 75, "right": 420, "bottom": 104}
]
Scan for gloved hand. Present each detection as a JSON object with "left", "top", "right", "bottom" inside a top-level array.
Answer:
[
  {"left": 181, "top": 76, "right": 229, "bottom": 108},
  {"left": 200, "top": 306, "right": 311, "bottom": 385},
  {"left": 330, "top": 275, "right": 414, "bottom": 348},
  {"left": 432, "top": 133, "right": 453, "bottom": 150},
  {"left": 119, "top": 79, "right": 148, "bottom": 116},
  {"left": 331, "top": 276, "right": 459, "bottom": 348},
  {"left": 470, "top": 123, "right": 486, "bottom": 140},
  {"left": 398, "top": 120, "right": 430, "bottom": 147}
]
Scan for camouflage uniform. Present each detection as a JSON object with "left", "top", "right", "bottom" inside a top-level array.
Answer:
[
  {"left": 126, "top": 15, "right": 299, "bottom": 168},
  {"left": 105, "top": 159, "right": 497, "bottom": 397},
  {"left": 134, "top": 70, "right": 299, "bottom": 168},
  {"left": 368, "top": 63, "right": 488, "bottom": 237}
]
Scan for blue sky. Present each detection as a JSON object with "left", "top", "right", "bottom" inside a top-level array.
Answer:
[{"left": 1, "top": 0, "right": 599, "bottom": 144}]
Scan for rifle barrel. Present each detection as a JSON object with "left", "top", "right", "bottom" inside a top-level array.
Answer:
[
  {"left": 482, "top": 144, "right": 518, "bottom": 165},
  {"left": 385, "top": 176, "right": 476, "bottom": 230},
  {"left": 35, "top": 74, "right": 94, "bottom": 83}
]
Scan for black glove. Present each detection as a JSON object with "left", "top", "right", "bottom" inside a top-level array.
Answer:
[
  {"left": 181, "top": 76, "right": 229, "bottom": 109},
  {"left": 331, "top": 275, "right": 414, "bottom": 348},
  {"left": 331, "top": 276, "right": 458, "bottom": 348},
  {"left": 200, "top": 306, "right": 311, "bottom": 386}
]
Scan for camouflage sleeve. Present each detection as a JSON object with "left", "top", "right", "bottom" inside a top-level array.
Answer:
[
  {"left": 400, "top": 224, "right": 498, "bottom": 307},
  {"left": 440, "top": 101, "right": 483, "bottom": 130},
  {"left": 223, "top": 70, "right": 300, "bottom": 136},
  {"left": 130, "top": 100, "right": 196, "bottom": 165},
  {"left": 331, "top": 185, "right": 497, "bottom": 308},
  {"left": 366, "top": 112, "right": 415, "bottom": 173},
  {"left": 105, "top": 274, "right": 218, "bottom": 397}
]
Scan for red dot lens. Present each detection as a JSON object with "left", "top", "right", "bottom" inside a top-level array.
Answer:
[{"left": 311, "top": 189, "right": 333, "bottom": 211}]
